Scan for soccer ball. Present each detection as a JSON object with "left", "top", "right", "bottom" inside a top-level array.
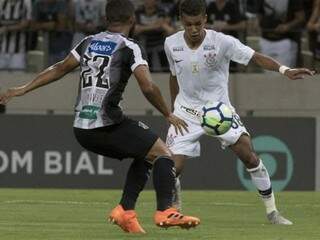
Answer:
[{"left": 200, "top": 101, "right": 233, "bottom": 136}]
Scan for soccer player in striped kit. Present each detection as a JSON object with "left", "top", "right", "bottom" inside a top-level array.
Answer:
[{"left": 0, "top": 0, "right": 200, "bottom": 233}]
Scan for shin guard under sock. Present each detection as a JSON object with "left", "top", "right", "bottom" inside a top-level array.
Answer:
[
  {"left": 153, "top": 156, "right": 176, "bottom": 211},
  {"left": 120, "top": 159, "right": 152, "bottom": 210},
  {"left": 247, "top": 160, "right": 277, "bottom": 214}
]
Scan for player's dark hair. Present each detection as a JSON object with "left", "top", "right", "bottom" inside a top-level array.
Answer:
[
  {"left": 179, "top": 0, "right": 206, "bottom": 16},
  {"left": 105, "top": 0, "right": 135, "bottom": 25}
]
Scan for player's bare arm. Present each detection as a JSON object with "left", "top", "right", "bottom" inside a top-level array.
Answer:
[
  {"left": 168, "top": 75, "right": 189, "bottom": 134},
  {"left": 169, "top": 74, "right": 179, "bottom": 112},
  {"left": 251, "top": 52, "right": 315, "bottom": 80},
  {"left": 134, "top": 65, "right": 188, "bottom": 135},
  {"left": 0, "top": 54, "right": 79, "bottom": 105}
]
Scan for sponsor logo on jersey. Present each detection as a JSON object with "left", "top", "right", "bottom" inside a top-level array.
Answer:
[
  {"left": 88, "top": 40, "right": 117, "bottom": 55},
  {"left": 173, "top": 46, "right": 184, "bottom": 52},
  {"left": 79, "top": 105, "right": 100, "bottom": 120},
  {"left": 203, "top": 45, "right": 215, "bottom": 51},
  {"left": 180, "top": 105, "right": 200, "bottom": 116}
]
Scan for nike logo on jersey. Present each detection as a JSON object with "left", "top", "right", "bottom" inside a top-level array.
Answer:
[{"left": 174, "top": 59, "right": 183, "bottom": 63}]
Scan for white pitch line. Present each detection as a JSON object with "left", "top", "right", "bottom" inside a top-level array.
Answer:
[
  {"left": 1, "top": 200, "right": 252, "bottom": 207},
  {"left": 1, "top": 200, "right": 110, "bottom": 206},
  {"left": 0, "top": 200, "right": 251, "bottom": 207},
  {"left": 1, "top": 200, "right": 319, "bottom": 208},
  {"left": 208, "top": 202, "right": 253, "bottom": 207},
  {"left": 207, "top": 202, "right": 320, "bottom": 208}
]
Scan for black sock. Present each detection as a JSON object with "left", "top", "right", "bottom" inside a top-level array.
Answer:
[
  {"left": 120, "top": 159, "right": 152, "bottom": 210},
  {"left": 153, "top": 156, "right": 175, "bottom": 211}
]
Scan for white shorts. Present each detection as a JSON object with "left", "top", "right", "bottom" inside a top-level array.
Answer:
[{"left": 166, "top": 104, "right": 249, "bottom": 158}]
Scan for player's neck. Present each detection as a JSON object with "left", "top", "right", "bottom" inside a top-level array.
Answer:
[
  {"left": 106, "top": 25, "right": 130, "bottom": 37},
  {"left": 184, "top": 30, "right": 206, "bottom": 50}
]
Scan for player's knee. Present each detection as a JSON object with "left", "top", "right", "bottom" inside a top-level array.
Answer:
[
  {"left": 146, "top": 139, "right": 172, "bottom": 162},
  {"left": 175, "top": 166, "right": 183, "bottom": 176},
  {"left": 173, "top": 159, "right": 185, "bottom": 176},
  {"left": 156, "top": 147, "right": 172, "bottom": 159},
  {"left": 154, "top": 144, "right": 172, "bottom": 159},
  {"left": 241, "top": 152, "right": 259, "bottom": 169}
]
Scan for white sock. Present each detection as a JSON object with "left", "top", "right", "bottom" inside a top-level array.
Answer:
[
  {"left": 262, "top": 192, "right": 277, "bottom": 214},
  {"left": 247, "top": 160, "right": 277, "bottom": 214},
  {"left": 172, "top": 177, "right": 182, "bottom": 211}
]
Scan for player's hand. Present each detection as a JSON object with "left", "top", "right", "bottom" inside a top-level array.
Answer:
[
  {"left": 284, "top": 68, "right": 315, "bottom": 80},
  {"left": 0, "top": 87, "right": 25, "bottom": 105},
  {"left": 166, "top": 113, "right": 189, "bottom": 135}
]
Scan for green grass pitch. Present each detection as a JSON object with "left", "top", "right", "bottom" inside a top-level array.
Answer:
[{"left": 0, "top": 189, "right": 319, "bottom": 240}]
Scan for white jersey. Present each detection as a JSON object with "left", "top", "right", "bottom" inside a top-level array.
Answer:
[{"left": 164, "top": 29, "right": 254, "bottom": 112}]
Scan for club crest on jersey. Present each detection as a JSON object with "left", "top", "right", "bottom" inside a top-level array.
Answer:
[
  {"left": 88, "top": 40, "right": 116, "bottom": 55},
  {"left": 166, "top": 134, "right": 176, "bottom": 147},
  {"left": 204, "top": 52, "right": 217, "bottom": 68}
]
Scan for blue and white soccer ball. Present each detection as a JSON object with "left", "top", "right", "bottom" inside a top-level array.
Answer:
[{"left": 200, "top": 101, "right": 233, "bottom": 136}]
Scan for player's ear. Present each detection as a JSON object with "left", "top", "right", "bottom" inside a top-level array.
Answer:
[{"left": 204, "top": 14, "right": 207, "bottom": 24}]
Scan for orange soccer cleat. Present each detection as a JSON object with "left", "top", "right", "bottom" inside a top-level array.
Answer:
[
  {"left": 108, "top": 205, "right": 146, "bottom": 234},
  {"left": 154, "top": 208, "right": 200, "bottom": 229}
]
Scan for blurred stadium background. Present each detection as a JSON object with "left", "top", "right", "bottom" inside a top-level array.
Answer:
[{"left": 0, "top": 0, "right": 320, "bottom": 239}]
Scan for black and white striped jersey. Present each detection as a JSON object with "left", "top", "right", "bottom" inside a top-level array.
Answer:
[
  {"left": 71, "top": 31, "right": 148, "bottom": 129},
  {"left": 0, "top": 0, "right": 32, "bottom": 54}
]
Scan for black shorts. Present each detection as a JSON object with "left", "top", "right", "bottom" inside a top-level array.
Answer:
[{"left": 73, "top": 117, "right": 158, "bottom": 160}]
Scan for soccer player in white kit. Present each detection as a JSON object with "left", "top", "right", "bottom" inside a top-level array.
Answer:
[{"left": 165, "top": 0, "right": 315, "bottom": 225}]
